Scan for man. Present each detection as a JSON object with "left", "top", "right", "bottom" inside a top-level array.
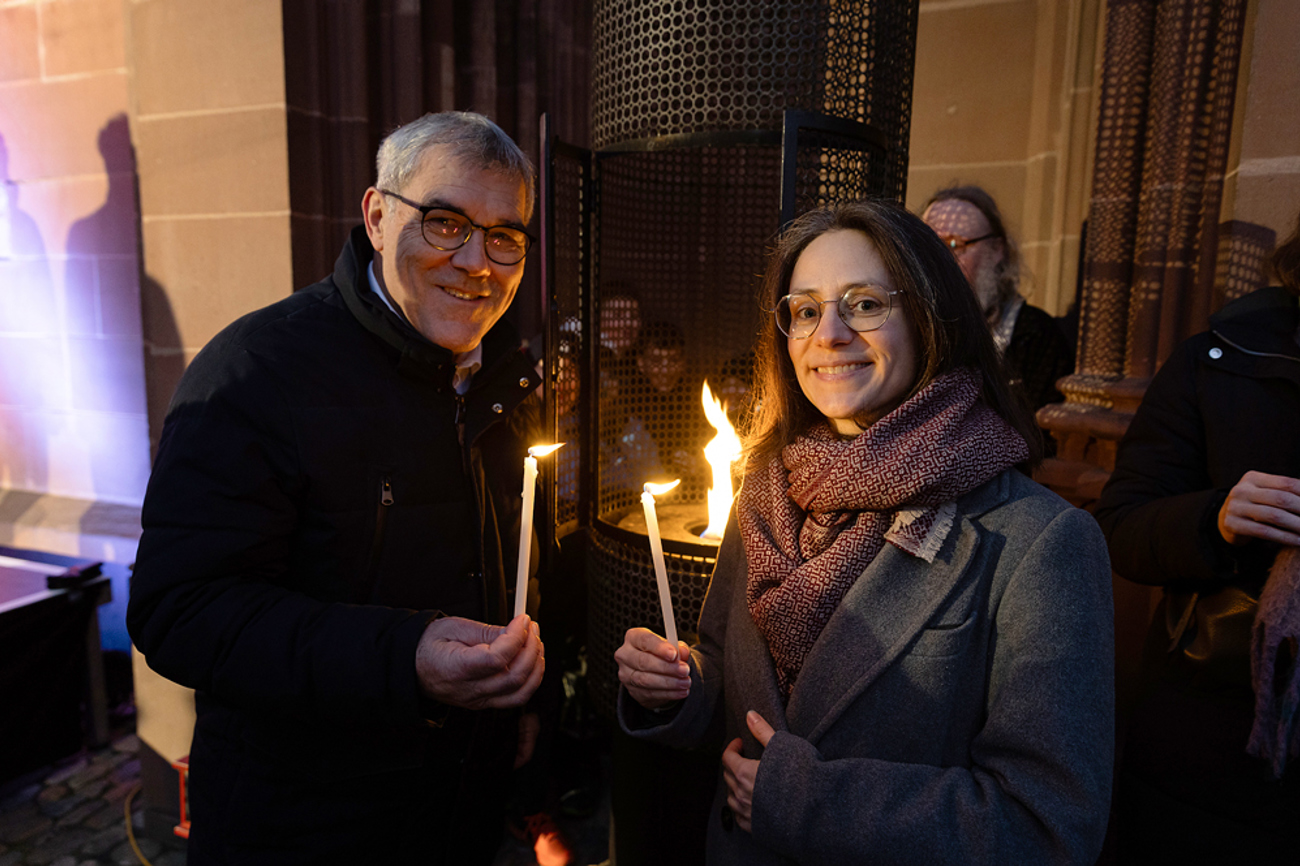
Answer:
[
  {"left": 922, "top": 185, "right": 1074, "bottom": 417},
  {"left": 128, "top": 112, "right": 547, "bottom": 865}
]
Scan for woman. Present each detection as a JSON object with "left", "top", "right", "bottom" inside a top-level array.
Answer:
[
  {"left": 1095, "top": 214, "right": 1300, "bottom": 863},
  {"left": 615, "top": 200, "right": 1114, "bottom": 865}
]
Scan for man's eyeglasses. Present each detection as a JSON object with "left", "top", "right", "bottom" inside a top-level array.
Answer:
[
  {"left": 937, "top": 233, "right": 998, "bottom": 255},
  {"left": 379, "top": 190, "right": 535, "bottom": 266},
  {"left": 773, "top": 286, "right": 901, "bottom": 340}
]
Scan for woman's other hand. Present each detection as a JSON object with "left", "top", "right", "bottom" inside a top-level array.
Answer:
[
  {"left": 721, "top": 710, "right": 776, "bottom": 834},
  {"left": 1218, "top": 471, "right": 1300, "bottom": 547},
  {"left": 615, "top": 627, "right": 691, "bottom": 709}
]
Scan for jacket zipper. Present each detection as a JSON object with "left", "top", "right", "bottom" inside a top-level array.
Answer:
[
  {"left": 355, "top": 474, "right": 393, "bottom": 603},
  {"left": 455, "top": 393, "right": 467, "bottom": 447},
  {"left": 454, "top": 391, "right": 493, "bottom": 620}
]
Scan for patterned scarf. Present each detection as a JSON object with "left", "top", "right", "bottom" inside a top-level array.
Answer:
[
  {"left": 738, "top": 368, "right": 1029, "bottom": 698},
  {"left": 1247, "top": 546, "right": 1300, "bottom": 778}
]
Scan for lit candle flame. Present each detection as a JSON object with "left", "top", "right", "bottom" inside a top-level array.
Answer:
[
  {"left": 528, "top": 442, "right": 565, "bottom": 458},
  {"left": 700, "top": 380, "right": 743, "bottom": 541},
  {"left": 640, "top": 479, "right": 680, "bottom": 647},
  {"left": 514, "top": 444, "right": 564, "bottom": 619}
]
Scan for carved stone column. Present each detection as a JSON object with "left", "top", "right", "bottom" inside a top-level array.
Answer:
[{"left": 1037, "top": 0, "right": 1254, "bottom": 507}]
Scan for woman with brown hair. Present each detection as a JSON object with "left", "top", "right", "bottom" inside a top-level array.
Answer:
[{"left": 615, "top": 199, "right": 1114, "bottom": 864}]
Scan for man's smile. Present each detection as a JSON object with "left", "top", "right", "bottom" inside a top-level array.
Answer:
[{"left": 441, "top": 284, "right": 489, "bottom": 301}]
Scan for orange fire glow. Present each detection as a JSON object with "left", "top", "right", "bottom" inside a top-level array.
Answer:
[
  {"left": 533, "top": 831, "right": 571, "bottom": 866},
  {"left": 700, "top": 380, "right": 742, "bottom": 540}
]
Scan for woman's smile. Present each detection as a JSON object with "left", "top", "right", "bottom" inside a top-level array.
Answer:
[
  {"left": 787, "top": 229, "right": 919, "bottom": 436},
  {"left": 812, "top": 361, "right": 871, "bottom": 376}
]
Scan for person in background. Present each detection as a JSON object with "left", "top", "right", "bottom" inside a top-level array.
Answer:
[
  {"left": 554, "top": 329, "right": 657, "bottom": 501},
  {"left": 922, "top": 185, "right": 1075, "bottom": 425},
  {"left": 128, "top": 112, "right": 547, "bottom": 865},
  {"left": 626, "top": 320, "right": 711, "bottom": 488},
  {"left": 713, "top": 349, "right": 756, "bottom": 429},
  {"left": 1094, "top": 211, "right": 1300, "bottom": 864},
  {"left": 599, "top": 287, "right": 643, "bottom": 384},
  {"left": 615, "top": 199, "right": 1114, "bottom": 864}
]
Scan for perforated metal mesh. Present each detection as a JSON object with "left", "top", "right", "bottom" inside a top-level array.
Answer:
[
  {"left": 790, "top": 123, "right": 902, "bottom": 217},
  {"left": 592, "top": 146, "right": 778, "bottom": 519},
  {"left": 592, "top": 0, "right": 916, "bottom": 162}
]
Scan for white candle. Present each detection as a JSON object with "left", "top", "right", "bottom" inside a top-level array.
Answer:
[
  {"left": 515, "top": 444, "right": 564, "bottom": 619},
  {"left": 641, "top": 480, "right": 681, "bottom": 647}
]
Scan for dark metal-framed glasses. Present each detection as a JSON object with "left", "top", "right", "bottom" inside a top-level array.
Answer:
[
  {"left": 937, "top": 233, "right": 997, "bottom": 255},
  {"left": 379, "top": 190, "right": 535, "bottom": 265},
  {"left": 773, "top": 286, "right": 901, "bottom": 339}
]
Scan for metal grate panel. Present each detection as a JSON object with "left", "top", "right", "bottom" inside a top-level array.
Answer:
[
  {"left": 591, "top": 145, "right": 777, "bottom": 519},
  {"left": 550, "top": 144, "right": 589, "bottom": 530}
]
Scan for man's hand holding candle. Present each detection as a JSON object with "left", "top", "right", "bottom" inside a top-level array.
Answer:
[{"left": 415, "top": 614, "right": 545, "bottom": 711}]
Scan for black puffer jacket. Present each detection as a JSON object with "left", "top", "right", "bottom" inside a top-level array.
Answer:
[
  {"left": 1096, "top": 285, "right": 1300, "bottom": 595},
  {"left": 128, "top": 226, "right": 541, "bottom": 861}
]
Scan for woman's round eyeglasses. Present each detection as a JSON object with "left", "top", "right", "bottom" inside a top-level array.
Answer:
[
  {"left": 773, "top": 285, "right": 901, "bottom": 340},
  {"left": 379, "top": 190, "right": 535, "bottom": 265}
]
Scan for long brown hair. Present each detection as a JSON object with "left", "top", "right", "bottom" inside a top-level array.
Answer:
[{"left": 744, "top": 198, "right": 1043, "bottom": 472}]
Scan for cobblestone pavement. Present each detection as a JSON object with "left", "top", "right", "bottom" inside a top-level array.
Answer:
[
  {"left": 0, "top": 733, "right": 609, "bottom": 866},
  {"left": 0, "top": 734, "right": 187, "bottom": 866}
]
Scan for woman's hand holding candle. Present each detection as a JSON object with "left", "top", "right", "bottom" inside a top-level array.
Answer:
[
  {"left": 615, "top": 626, "right": 691, "bottom": 710},
  {"left": 641, "top": 479, "right": 681, "bottom": 646}
]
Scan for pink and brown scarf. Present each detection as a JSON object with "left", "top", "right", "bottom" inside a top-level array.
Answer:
[
  {"left": 1248, "top": 545, "right": 1300, "bottom": 778},
  {"left": 738, "top": 368, "right": 1029, "bottom": 698}
]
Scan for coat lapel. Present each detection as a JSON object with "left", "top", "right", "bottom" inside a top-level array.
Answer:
[
  {"left": 784, "top": 505, "right": 985, "bottom": 744},
  {"left": 725, "top": 569, "right": 789, "bottom": 749}
]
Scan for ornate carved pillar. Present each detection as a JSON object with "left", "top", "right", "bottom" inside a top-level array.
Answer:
[{"left": 1037, "top": 0, "right": 1259, "bottom": 506}]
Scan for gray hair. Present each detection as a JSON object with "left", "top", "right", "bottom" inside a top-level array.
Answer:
[{"left": 375, "top": 111, "right": 535, "bottom": 220}]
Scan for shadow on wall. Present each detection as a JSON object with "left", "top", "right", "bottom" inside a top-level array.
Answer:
[
  {"left": 63, "top": 115, "right": 154, "bottom": 508},
  {"left": 68, "top": 116, "right": 178, "bottom": 651},
  {"left": 119, "top": 126, "right": 182, "bottom": 469}
]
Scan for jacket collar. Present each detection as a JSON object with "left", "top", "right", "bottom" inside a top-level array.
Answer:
[
  {"left": 739, "top": 472, "right": 1014, "bottom": 745},
  {"left": 1209, "top": 285, "right": 1300, "bottom": 361}
]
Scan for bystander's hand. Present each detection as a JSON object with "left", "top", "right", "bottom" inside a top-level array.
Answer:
[
  {"left": 415, "top": 614, "right": 544, "bottom": 710},
  {"left": 1218, "top": 471, "right": 1300, "bottom": 547},
  {"left": 721, "top": 710, "right": 775, "bottom": 834},
  {"left": 615, "top": 627, "right": 691, "bottom": 709}
]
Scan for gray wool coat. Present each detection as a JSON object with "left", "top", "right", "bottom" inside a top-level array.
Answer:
[{"left": 620, "top": 469, "right": 1115, "bottom": 865}]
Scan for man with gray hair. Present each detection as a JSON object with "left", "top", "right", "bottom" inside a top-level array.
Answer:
[
  {"left": 922, "top": 185, "right": 1075, "bottom": 419},
  {"left": 129, "top": 112, "right": 547, "bottom": 864}
]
